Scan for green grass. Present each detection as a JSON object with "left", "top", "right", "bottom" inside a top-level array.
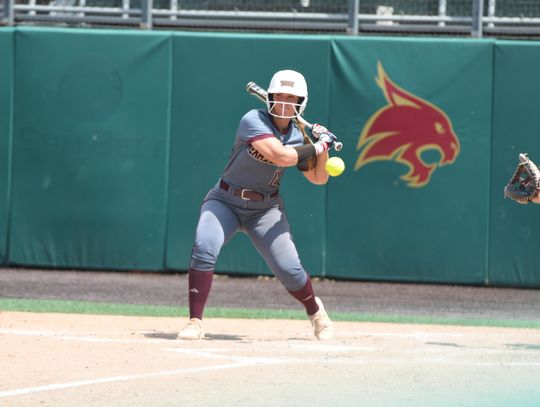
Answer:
[{"left": 1, "top": 298, "right": 539, "bottom": 329}]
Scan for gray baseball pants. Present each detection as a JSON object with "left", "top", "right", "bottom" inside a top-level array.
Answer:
[{"left": 189, "top": 191, "right": 308, "bottom": 291}]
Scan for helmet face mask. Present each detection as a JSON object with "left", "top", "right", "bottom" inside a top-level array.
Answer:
[
  {"left": 266, "top": 70, "right": 308, "bottom": 119},
  {"left": 267, "top": 95, "right": 304, "bottom": 119}
]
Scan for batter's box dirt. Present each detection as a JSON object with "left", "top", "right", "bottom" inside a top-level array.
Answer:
[{"left": 1, "top": 312, "right": 539, "bottom": 407}]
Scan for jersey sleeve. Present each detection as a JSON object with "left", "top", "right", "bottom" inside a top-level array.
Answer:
[{"left": 237, "top": 109, "right": 275, "bottom": 144}]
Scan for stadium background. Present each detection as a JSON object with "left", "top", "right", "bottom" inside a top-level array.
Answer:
[{"left": 1, "top": 4, "right": 539, "bottom": 406}]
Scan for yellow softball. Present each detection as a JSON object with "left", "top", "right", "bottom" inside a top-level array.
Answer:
[{"left": 325, "top": 156, "right": 345, "bottom": 177}]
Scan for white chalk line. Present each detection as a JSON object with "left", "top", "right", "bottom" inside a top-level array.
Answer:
[
  {"left": 165, "top": 344, "right": 540, "bottom": 369},
  {"left": 0, "top": 328, "right": 476, "bottom": 340},
  {"left": 303, "top": 344, "right": 377, "bottom": 352},
  {"left": 2, "top": 328, "right": 537, "bottom": 354},
  {"left": 165, "top": 347, "right": 540, "bottom": 368},
  {"left": 0, "top": 328, "right": 380, "bottom": 357},
  {"left": 2, "top": 328, "right": 537, "bottom": 358},
  {"left": 0, "top": 361, "right": 271, "bottom": 398},
  {"left": 7, "top": 327, "right": 527, "bottom": 343},
  {"left": 0, "top": 328, "right": 368, "bottom": 348},
  {"left": 166, "top": 348, "right": 292, "bottom": 364},
  {"left": 0, "top": 328, "right": 171, "bottom": 344},
  {"left": 324, "top": 332, "right": 469, "bottom": 341}
]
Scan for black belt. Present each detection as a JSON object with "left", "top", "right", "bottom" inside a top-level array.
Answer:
[{"left": 220, "top": 180, "right": 278, "bottom": 201}]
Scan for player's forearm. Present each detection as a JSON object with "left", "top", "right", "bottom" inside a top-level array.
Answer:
[
  {"left": 251, "top": 140, "right": 301, "bottom": 167},
  {"left": 305, "top": 153, "right": 329, "bottom": 185},
  {"left": 251, "top": 140, "right": 328, "bottom": 169},
  {"left": 270, "top": 146, "right": 304, "bottom": 167}
]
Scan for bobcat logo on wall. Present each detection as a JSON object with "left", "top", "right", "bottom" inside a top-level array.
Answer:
[{"left": 355, "top": 62, "right": 460, "bottom": 187}]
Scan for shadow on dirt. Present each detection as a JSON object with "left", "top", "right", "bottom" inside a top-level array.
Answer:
[
  {"left": 142, "top": 331, "right": 247, "bottom": 341},
  {"left": 143, "top": 332, "right": 179, "bottom": 340}
]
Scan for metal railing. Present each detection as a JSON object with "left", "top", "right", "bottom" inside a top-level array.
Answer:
[{"left": 1, "top": 0, "right": 540, "bottom": 38}]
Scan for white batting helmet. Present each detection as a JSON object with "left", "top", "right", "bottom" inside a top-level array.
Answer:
[{"left": 266, "top": 69, "right": 308, "bottom": 119}]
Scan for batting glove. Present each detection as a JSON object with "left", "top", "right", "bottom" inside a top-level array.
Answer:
[
  {"left": 311, "top": 123, "right": 329, "bottom": 140},
  {"left": 314, "top": 132, "right": 337, "bottom": 154}
]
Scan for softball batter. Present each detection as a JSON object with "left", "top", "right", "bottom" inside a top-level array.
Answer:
[{"left": 177, "top": 69, "right": 336, "bottom": 340}]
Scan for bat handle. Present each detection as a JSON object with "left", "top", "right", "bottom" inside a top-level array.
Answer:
[
  {"left": 306, "top": 123, "right": 343, "bottom": 151},
  {"left": 246, "top": 81, "right": 267, "bottom": 103}
]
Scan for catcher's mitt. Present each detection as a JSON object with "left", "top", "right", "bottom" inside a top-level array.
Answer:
[{"left": 504, "top": 153, "right": 540, "bottom": 204}]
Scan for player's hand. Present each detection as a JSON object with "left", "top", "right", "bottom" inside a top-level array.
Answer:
[
  {"left": 319, "top": 132, "right": 337, "bottom": 147},
  {"left": 311, "top": 123, "right": 329, "bottom": 140},
  {"left": 314, "top": 132, "right": 337, "bottom": 154}
]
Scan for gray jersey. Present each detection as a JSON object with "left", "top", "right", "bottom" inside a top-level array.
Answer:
[{"left": 221, "top": 109, "right": 304, "bottom": 194}]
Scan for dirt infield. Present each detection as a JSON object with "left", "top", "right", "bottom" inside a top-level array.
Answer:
[{"left": 1, "top": 312, "right": 539, "bottom": 407}]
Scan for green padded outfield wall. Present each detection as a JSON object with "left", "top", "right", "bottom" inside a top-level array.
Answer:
[
  {"left": 10, "top": 28, "right": 172, "bottom": 269},
  {"left": 326, "top": 38, "right": 494, "bottom": 284},
  {"left": 1, "top": 26, "right": 539, "bottom": 287},
  {"left": 489, "top": 41, "right": 540, "bottom": 287},
  {"left": 0, "top": 29, "right": 13, "bottom": 264},
  {"left": 166, "top": 33, "right": 330, "bottom": 276}
]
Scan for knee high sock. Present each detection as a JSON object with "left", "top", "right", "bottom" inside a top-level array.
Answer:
[
  {"left": 188, "top": 268, "right": 214, "bottom": 320},
  {"left": 288, "top": 276, "right": 319, "bottom": 316}
]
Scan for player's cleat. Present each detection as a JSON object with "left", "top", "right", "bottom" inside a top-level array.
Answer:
[
  {"left": 177, "top": 318, "right": 204, "bottom": 340},
  {"left": 309, "top": 297, "right": 334, "bottom": 340}
]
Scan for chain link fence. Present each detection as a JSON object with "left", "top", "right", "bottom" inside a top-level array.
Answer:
[{"left": 1, "top": 0, "right": 540, "bottom": 38}]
